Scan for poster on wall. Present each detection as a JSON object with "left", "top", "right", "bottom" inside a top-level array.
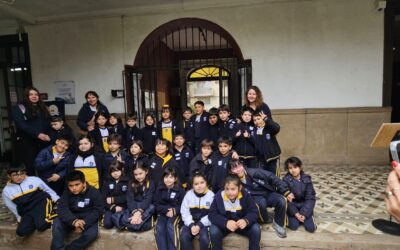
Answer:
[{"left": 55, "top": 81, "right": 75, "bottom": 104}]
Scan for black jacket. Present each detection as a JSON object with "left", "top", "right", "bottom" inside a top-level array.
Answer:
[
  {"left": 189, "top": 153, "right": 213, "bottom": 188},
  {"left": 218, "top": 118, "right": 236, "bottom": 139},
  {"left": 127, "top": 180, "right": 155, "bottom": 213},
  {"left": 124, "top": 125, "right": 141, "bottom": 149},
  {"left": 283, "top": 172, "right": 316, "bottom": 218},
  {"left": 77, "top": 102, "right": 109, "bottom": 131},
  {"left": 49, "top": 124, "right": 77, "bottom": 153},
  {"left": 233, "top": 122, "right": 256, "bottom": 157},
  {"left": 254, "top": 118, "right": 281, "bottom": 163},
  {"left": 125, "top": 153, "right": 149, "bottom": 177},
  {"left": 148, "top": 154, "right": 183, "bottom": 186},
  {"left": 153, "top": 183, "right": 185, "bottom": 216},
  {"left": 58, "top": 184, "right": 104, "bottom": 227},
  {"left": 173, "top": 146, "right": 194, "bottom": 185},
  {"left": 101, "top": 177, "right": 129, "bottom": 212},
  {"left": 140, "top": 125, "right": 158, "bottom": 155},
  {"left": 241, "top": 168, "right": 290, "bottom": 197},
  {"left": 191, "top": 112, "right": 209, "bottom": 140},
  {"left": 11, "top": 103, "right": 50, "bottom": 140},
  {"left": 211, "top": 151, "right": 233, "bottom": 192}
]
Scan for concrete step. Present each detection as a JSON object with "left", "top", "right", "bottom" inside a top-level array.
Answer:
[{"left": 1, "top": 224, "right": 400, "bottom": 250}]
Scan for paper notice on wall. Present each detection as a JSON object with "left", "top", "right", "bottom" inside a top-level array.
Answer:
[{"left": 55, "top": 81, "right": 75, "bottom": 104}]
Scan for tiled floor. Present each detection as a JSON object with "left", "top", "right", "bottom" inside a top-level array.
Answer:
[{"left": 0, "top": 163, "right": 393, "bottom": 235}]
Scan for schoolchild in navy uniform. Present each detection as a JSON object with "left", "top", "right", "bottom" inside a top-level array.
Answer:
[
  {"left": 228, "top": 159, "right": 294, "bottom": 238},
  {"left": 233, "top": 107, "right": 257, "bottom": 168},
  {"left": 182, "top": 107, "right": 195, "bottom": 150},
  {"left": 34, "top": 135, "right": 72, "bottom": 195},
  {"left": 283, "top": 157, "right": 317, "bottom": 233},
  {"left": 49, "top": 116, "right": 77, "bottom": 153},
  {"left": 217, "top": 104, "right": 236, "bottom": 140},
  {"left": 108, "top": 113, "right": 125, "bottom": 140},
  {"left": 172, "top": 134, "right": 194, "bottom": 188},
  {"left": 154, "top": 168, "right": 186, "bottom": 250},
  {"left": 126, "top": 140, "right": 149, "bottom": 177},
  {"left": 140, "top": 113, "right": 158, "bottom": 156},
  {"left": 77, "top": 90, "right": 109, "bottom": 132},
  {"left": 253, "top": 109, "right": 281, "bottom": 176},
  {"left": 207, "top": 107, "right": 220, "bottom": 146},
  {"left": 124, "top": 114, "right": 141, "bottom": 149},
  {"left": 209, "top": 174, "right": 261, "bottom": 250},
  {"left": 191, "top": 101, "right": 209, "bottom": 152},
  {"left": 120, "top": 161, "right": 155, "bottom": 232},
  {"left": 51, "top": 170, "right": 104, "bottom": 250},
  {"left": 67, "top": 134, "right": 104, "bottom": 190},
  {"left": 157, "top": 104, "right": 182, "bottom": 143},
  {"left": 2, "top": 163, "right": 59, "bottom": 237},
  {"left": 189, "top": 139, "right": 214, "bottom": 188},
  {"left": 89, "top": 112, "right": 111, "bottom": 154},
  {"left": 180, "top": 173, "right": 215, "bottom": 250},
  {"left": 101, "top": 161, "right": 129, "bottom": 229},
  {"left": 148, "top": 138, "right": 184, "bottom": 187},
  {"left": 211, "top": 136, "right": 234, "bottom": 192},
  {"left": 103, "top": 134, "right": 130, "bottom": 177}
]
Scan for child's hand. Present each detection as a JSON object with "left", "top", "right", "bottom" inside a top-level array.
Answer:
[
  {"left": 74, "top": 227, "right": 83, "bottom": 234},
  {"left": 166, "top": 208, "right": 174, "bottom": 218},
  {"left": 236, "top": 219, "right": 247, "bottom": 229},
  {"left": 52, "top": 155, "right": 64, "bottom": 164},
  {"left": 191, "top": 225, "right": 200, "bottom": 235},
  {"left": 74, "top": 219, "right": 85, "bottom": 230},
  {"left": 226, "top": 220, "right": 238, "bottom": 232},
  {"left": 106, "top": 197, "right": 112, "bottom": 204},
  {"left": 115, "top": 206, "right": 123, "bottom": 212},
  {"left": 287, "top": 193, "right": 295, "bottom": 202},
  {"left": 231, "top": 151, "right": 239, "bottom": 160},
  {"left": 295, "top": 213, "right": 305, "bottom": 223},
  {"left": 116, "top": 154, "right": 123, "bottom": 163},
  {"left": 298, "top": 214, "right": 305, "bottom": 223},
  {"left": 243, "top": 130, "right": 249, "bottom": 138},
  {"left": 47, "top": 174, "right": 61, "bottom": 182},
  {"left": 260, "top": 111, "right": 267, "bottom": 121},
  {"left": 130, "top": 212, "right": 141, "bottom": 225},
  {"left": 235, "top": 130, "right": 241, "bottom": 137}
]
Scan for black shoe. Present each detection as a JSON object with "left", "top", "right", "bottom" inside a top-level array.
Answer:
[{"left": 372, "top": 219, "right": 400, "bottom": 236}]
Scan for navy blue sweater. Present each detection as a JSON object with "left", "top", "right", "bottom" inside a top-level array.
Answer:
[
  {"left": 283, "top": 172, "right": 316, "bottom": 218},
  {"left": 77, "top": 102, "right": 109, "bottom": 131},
  {"left": 209, "top": 190, "right": 258, "bottom": 229},
  {"left": 218, "top": 118, "right": 236, "bottom": 139},
  {"left": 233, "top": 122, "right": 256, "bottom": 157},
  {"left": 58, "top": 184, "right": 104, "bottom": 227},
  {"left": 101, "top": 177, "right": 129, "bottom": 212},
  {"left": 254, "top": 118, "right": 281, "bottom": 163},
  {"left": 153, "top": 184, "right": 185, "bottom": 216},
  {"left": 34, "top": 145, "right": 72, "bottom": 181},
  {"left": 127, "top": 180, "right": 155, "bottom": 213}
]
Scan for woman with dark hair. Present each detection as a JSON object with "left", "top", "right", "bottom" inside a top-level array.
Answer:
[
  {"left": 77, "top": 90, "right": 109, "bottom": 133},
  {"left": 11, "top": 87, "right": 51, "bottom": 176},
  {"left": 242, "top": 85, "right": 272, "bottom": 119}
]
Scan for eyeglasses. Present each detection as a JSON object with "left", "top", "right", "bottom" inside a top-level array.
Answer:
[{"left": 10, "top": 172, "right": 27, "bottom": 178}]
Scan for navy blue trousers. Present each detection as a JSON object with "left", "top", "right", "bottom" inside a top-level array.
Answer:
[
  {"left": 209, "top": 223, "right": 261, "bottom": 250},
  {"left": 288, "top": 215, "right": 316, "bottom": 232},
  {"left": 51, "top": 218, "right": 98, "bottom": 250},
  {"left": 253, "top": 192, "right": 287, "bottom": 226},
  {"left": 155, "top": 215, "right": 180, "bottom": 250},
  {"left": 180, "top": 225, "right": 210, "bottom": 250}
]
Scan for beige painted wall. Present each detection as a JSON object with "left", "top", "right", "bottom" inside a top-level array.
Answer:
[{"left": 0, "top": 0, "right": 382, "bottom": 115}]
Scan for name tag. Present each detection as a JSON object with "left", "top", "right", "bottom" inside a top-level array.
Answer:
[
  {"left": 152, "top": 131, "right": 156, "bottom": 136},
  {"left": 77, "top": 201, "right": 85, "bottom": 208},
  {"left": 170, "top": 192, "right": 176, "bottom": 199},
  {"left": 109, "top": 184, "right": 114, "bottom": 189},
  {"left": 218, "top": 160, "right": 222, "bottom": 166}
]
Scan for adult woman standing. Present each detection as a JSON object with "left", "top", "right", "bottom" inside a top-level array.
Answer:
[
  {"left": 11, "top": 87, "right": 51, "bottom": 176},
  {"left": 77, "top": 91, "right": 109, "bottom": 133},
  {"left": 242, "top": 85, "right": 272, "bottom": 119}
]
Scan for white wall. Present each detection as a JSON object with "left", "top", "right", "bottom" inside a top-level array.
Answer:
[{"left": 1, "top": 0, "right": 384, "bottom": 114}]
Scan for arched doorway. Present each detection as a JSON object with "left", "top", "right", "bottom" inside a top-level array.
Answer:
[{"left": 124, "top": 18, "right": 251, "bottom": 125}]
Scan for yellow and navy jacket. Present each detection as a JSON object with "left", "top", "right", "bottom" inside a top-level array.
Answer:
[
  {"left": 126, "top": 180, "right": 155, "bottom": 214},
  {"left": 153, "top": 184, "right": 185, "bottom": 216},
  {"left": 101, "top": 176, "right": 129, "bottom": 212},
  {"left": 58, "top": 184, "right": 104, "bottom": 228},
  {"left": 283, "top": 172, "right": 316, "bottom": 218},
  {"left": 67, "top": 152, "right": 104, "bottom": 189},
  {"left": 241, "top": 168, "right": 290, "bottom": 197},
  {"left": 253, "top": 118, "right": 281, "bottom": 163},
  {"left": 2, "top": 176, "right": 60, "bottom": 221},
  {"left": 180, "top": 189, "right": 215, "bottom": 228},
  {"left": 89, "top": 126, "right": 111, "bottom": 153},
  {"left": 148, "top": 153, "right": 183, "bottom": 186},
  {"left": 157, "top": 119, "right": 182, "bottom": 143},
  {"left": 208, "top": 190, "right": 258, "bottom": 229}
]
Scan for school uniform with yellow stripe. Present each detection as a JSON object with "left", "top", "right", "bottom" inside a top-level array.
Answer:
[{"left": 2, "top": 176, "right": 59, "bottom": 236}]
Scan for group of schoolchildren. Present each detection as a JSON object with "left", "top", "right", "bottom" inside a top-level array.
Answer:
[{"left": 2, "top": 100, "right": 316, "bottom": 250}]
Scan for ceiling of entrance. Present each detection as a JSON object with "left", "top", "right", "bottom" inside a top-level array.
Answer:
[{"left": 0, "top": 0, "right": 294, "bottom": 24}]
